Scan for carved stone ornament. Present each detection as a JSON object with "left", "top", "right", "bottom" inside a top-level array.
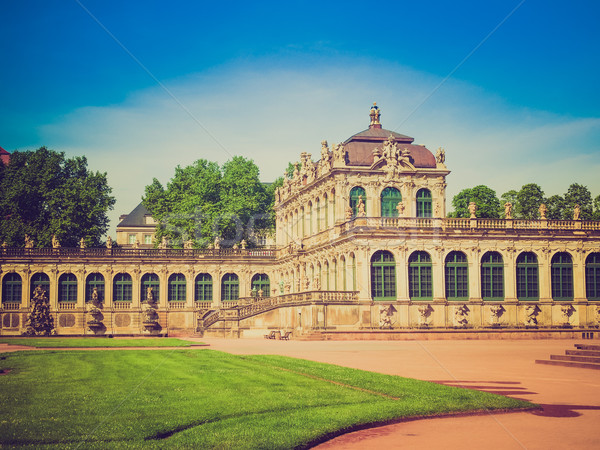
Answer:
[
  {"left": 504, "top": 202, "right": 512, "bottom": 219},
  {"left": 454, "top": 304, "right": 469, "bottom": 328},
  {"left": 573, "top": 204, "right": 581, "bottom": 220},
  {"left": 52, "top": 235, "right": 61, "bottom": 249},
  {"left": 524, "top": 305, "right": 539, "bottom": 326},
  {"left": 417, "top": 304, "right": 432, "bottom": 327},
  {"left": 539, "top": 203, "right": 547, "bottom": 220},
  {"left": 379, "top": 304, "right": 395, "bottom": 329}
]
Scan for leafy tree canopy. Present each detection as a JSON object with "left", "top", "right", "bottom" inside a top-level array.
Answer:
[
  {"left": 142, "top": 156, "right": 273, "bottom": 248},
  {"left": 515, "top": 183, "right": 545, "bottom": 219},
  {"left": 449, "top": 185, "right": 501, "bottom": 218},
  {"left": 564, "top": 183, "right": 593, "bottom": 220},
  {"left": 0, "top": 147, "right": 115, "bottom": 247}
]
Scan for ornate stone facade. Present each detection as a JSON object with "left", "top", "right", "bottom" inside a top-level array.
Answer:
[{"left": 1, "top": 105, "right": 600, "bottom": 337}]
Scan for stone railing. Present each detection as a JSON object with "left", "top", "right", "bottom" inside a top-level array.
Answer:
[
  {"left": 1, "top": 302, "right": 22, "bottom": 311},
  {"left": 167, "top": 301, "right": 186, "bottom": 309},
  {"left": 342, "top": 217, "right": 598, "bottom": 233},
  {"left": 0, "top": 247, "right": 276, "bottom": 260},
  {"left": 113, "top": 302, "right": 131, "bottom": 310},
  {"left": 195, "top": 301, "right": 212, "bottom": 310},
  {"left": 58, "top": 302, "right": 76, "bottom": 310}
]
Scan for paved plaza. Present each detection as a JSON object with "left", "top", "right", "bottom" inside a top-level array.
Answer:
[{"left": 197, "top": 337, "right": 600, "bottom": 450}]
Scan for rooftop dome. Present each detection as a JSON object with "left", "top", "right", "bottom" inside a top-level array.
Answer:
[{"left": 342, "top": 104, "right": 436, "bottom": 168}]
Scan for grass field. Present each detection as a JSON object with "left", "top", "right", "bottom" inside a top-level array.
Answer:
[
  {"left": 0, "top": 349, "right": 535, "bottom": 449},
  {"left": 0, "top": 337, "right": 194, "bottom": 348}
]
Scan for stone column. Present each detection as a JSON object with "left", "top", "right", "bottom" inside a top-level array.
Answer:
[
  {"left": 21, "top": 269, "right": 31, "bottom": 308},
  {"left": 186, "top": 270, "right": 195, "bottom": 307},
  {"left": 103, "top": 269, "right": 113, "bottom": 308},
  {"left": 538, "top": 251, "right": 551, "bottom": 301},
  {"left": 504, "top": 251, "right": 517, "bottom": 302},
  {"left": 49, "top": 268, "right": 59, "bottom": 310},
  {"left": 213, "top": 271, "right": 222, "bottom": 307},
  {"left": 76, "top": 269, "right": 86, "bottom": 308},
  {"left": 158, "top": 269, "right": 168, "bottom": 308},
  {"left": 573, "top": 251, "right": 586, "bottom": 302},
  {"left": 131, "top": 269, "right": 141, "bottom": 308},
  {"left": 396, "top": 248, "right": 409, "bottom": 302},
  {"left": 468, "top": 250, "right": 482, "bottom": 301},
  {"left": 432, "top": 251, "right": 445, "bottom": 302}
]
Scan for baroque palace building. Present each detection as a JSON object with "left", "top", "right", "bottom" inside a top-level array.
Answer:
[{"left": 1, "top": 105, "right": 600, "bottom": 338}]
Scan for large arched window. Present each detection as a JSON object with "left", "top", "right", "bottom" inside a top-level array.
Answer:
[
  {"left": 195, "top": 273, "right": 213, "bottom": 302},
  {"left": 517, "top": 252, "right": 539, "bottom": 301},
  {"left": 350, "top": 186, "right": 366, "bottom": 217},
  {"left": 316, "top": 198, "right": 321, "bottom": 231},
  {"left": 85, "top": 273, "right": 105, "bottom": 302},
  {"left": 168, "top": 273, "right": 187, "bottom": 302},
  {"left": 58, "top": 273, "right": 77, "bottom": 303},
  {"left": 30, "top": 272, "right": 50, "bottom": 298},
  {"left": 113, "top": 273, "right": 132, "bottom": 302},
  {"left": 409, "top": 251, "right": 432, "bottom": 300},
  {"left": 445, "top": 251, "right": 468, "bottom": 300},
  {"left": 221, "top": 273, "right": 239, "bottom": 301},
  {"left": 371, "top": 250, "right": 396, "bottom": 300},
  {"left": 141, "top": 273, "right": 160, "bottom": 302},
  {"left": 586, "top": 253, "right": 600, "bottom": 301},
  {"left": 416, "top": 188, "right": 432, "bottom": 218},
  {"left": 2, "top": 273, "right": 22, "bottom": 304},
  {"left": 552, "top": 252, "right": 573, "bottom": 301},
  {"left": 481, "top": 252, "right": 504, "bottom": 301},
  {"left": 251, "top": 273, "right": 270, "bottom": 297},
  {"left": 381, "top": 187, "right": 402, "bottom": 217}
]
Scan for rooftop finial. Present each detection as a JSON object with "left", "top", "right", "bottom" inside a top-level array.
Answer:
[{"left": 369, "top": 102, "right": 381, "bottom": 128}]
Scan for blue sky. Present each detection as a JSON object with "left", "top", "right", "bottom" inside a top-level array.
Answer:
[{"left": 1, "top": 0, "right": 599, "bottom": 234}]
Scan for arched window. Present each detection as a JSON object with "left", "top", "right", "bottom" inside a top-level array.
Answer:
[
  {"left": 141, "top": 273, "right": 160, "bottom": 302},
  {"left": 222, "top": 274, "right": 239, "bottom": 301},
  {"left": 350, "top": 186, "right": 366, "bottom": 217},
  {"left": 341, "top": 256, "right": 347, "bottom": 291},
  {"left": 308, "top": 202, "right": 313, "bottom": 235},
  {"left": 552, "top": 252, "right": 573, "bottom": 301},
  {"left": 481, "top": 252, "right": 504, "bottom": 301},
  {"left": 30, "top": 272, "right": 50, "bottom": 298},
  {"left": 316, "top": 198, "right": 321, "bottom": 231},
  {"left": 168, "top": 273, "right": 186, "bottom": 302},
  {"left": 517, "top": 252, "right": 539, "bottom": 301},
  {"left": 409, "top": 251, "right": 432, "bottom": 300},
  {"left": 371, "top": 250, "right": 396, "bottom": 300},
  {"left": 324, "top": 193, "right": 329, "bottom": 228},
  {"left": 586, "top": 253, "right": 600, "bottom": 301},
  {"left": 445, "top": 252, "right": 468, "bottom": 300},
  {"left": 381, "top": 187, "right": 402, "bottom": 217},
  {"left": 58, "top": 273, "right": 77, "bottom": 303},
  {"left": 195, "top": 273, "right": 213, "bottom": 302},
  {"left": 113, "top": 273, "right": 132, "bottom": 302},
  {"left": 416, "top": 188, "right": 432, "bottom": 218},
  {"left": 85, "top": 273, "right": 105, "bottom": 302},
  {"left": 251, "top": 273, "right": 270, "bottom": 297},
  {"left": 2, "top": 273, "right": 22, "bottom": 304}
]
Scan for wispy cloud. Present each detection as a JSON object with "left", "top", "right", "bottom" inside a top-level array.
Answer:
[{"left": 39, "top": 58, "right": 600, "bottom": 234}]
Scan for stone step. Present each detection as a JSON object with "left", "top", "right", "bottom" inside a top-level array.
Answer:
[
  {"left": 551, "top": 354, "right": 600, "bottom": 364},
  {"left": 566, "top": 349, "right": 600, "bottom": 357},
  {"left": 574, "top": 343, "right": 600, "bottom": 351},
  {"left": 535, "top": 359, "right": 600, "bottom": 370}
]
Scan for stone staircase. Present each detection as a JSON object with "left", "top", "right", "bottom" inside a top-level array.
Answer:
[{"left": 536, "top": 343, "right": 600, "bottom": 370}]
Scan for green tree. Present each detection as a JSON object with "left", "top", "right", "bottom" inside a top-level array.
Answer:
[
  {"left": 544, "top": 195, "right": 565, "bottom": 220},
  {"left": 594, "top": 194, "right": 600, "bottom": 220},
  {"left": 143, "top": 156, "right": 271, "bottom": 247},
  {"left": 449, "top": 185, "right": 501, "bottom": 218},
  {"left": 564, "top": 183, "right": 593, "bottom": 220},
  {"left": 0, "top": 147, "right": 115, "bottom": 247},
  {"left": 516, "top": 183, "right": 545, "bottom": 219}
]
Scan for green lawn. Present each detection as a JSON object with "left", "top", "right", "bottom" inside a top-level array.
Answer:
[
  {"left": 0, "top": 337, "right": 195, "bottom": 348},
  {"left": 0, "top": 350, "right": 535, "bottom": 449}
]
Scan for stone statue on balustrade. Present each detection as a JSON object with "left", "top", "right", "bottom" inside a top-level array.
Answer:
[
  {"left": 106, "top": 236, "right": 112, "bottom": 249},
  {"left": 52, "top": 235, "right": 61, "bottom": 249},
  {"left": 24, "top": 234, "right": 34, "bottom": 249},
  {"left": 573, "top": 204, "right": 581, "bottom": 220},
  {"left": 539, "top": 203, "right": 547, "bottom": 220},
  {"left": 80, "top": 238, "right": 86, "bottom": 249},
  {"left": 395, "top": 201, "right": 405, "bottom": 217},
  {"left": 468, "top": 202, "right": 477, "bottom": 219},
  {"left": 504, "top": 202, "right": 512, "bottom": 220}
]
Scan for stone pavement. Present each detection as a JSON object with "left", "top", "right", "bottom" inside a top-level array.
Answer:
[{"left": 195, "top": 337, "right": 600, "bottom": 450}]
